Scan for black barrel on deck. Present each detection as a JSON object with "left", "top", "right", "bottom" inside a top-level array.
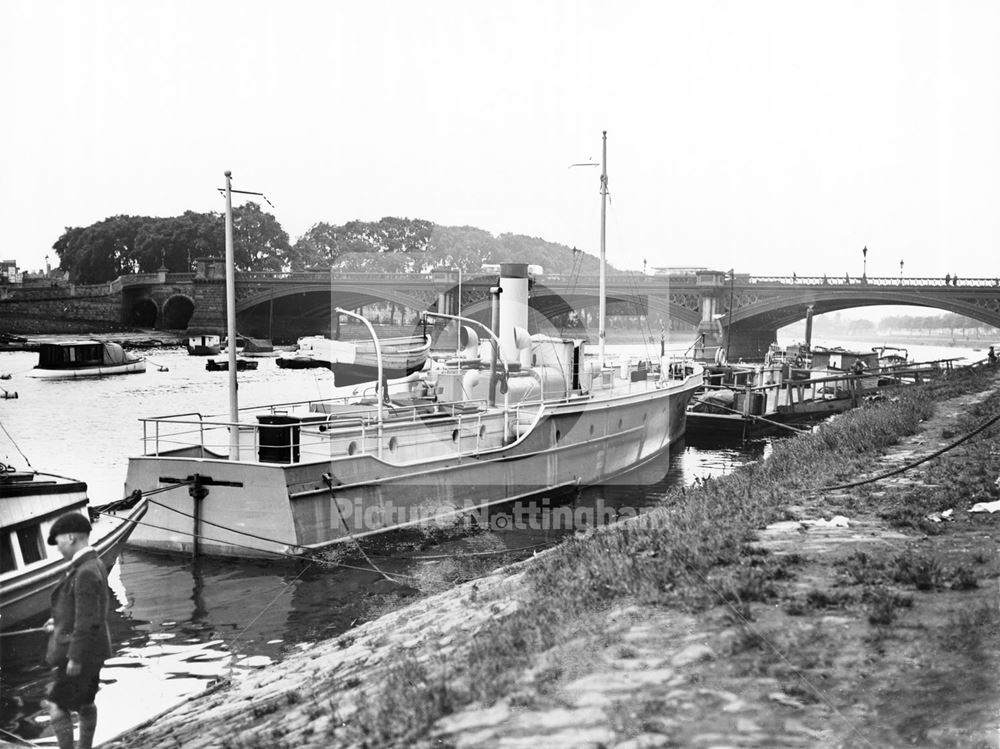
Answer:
[{"left": 257, "top": 414, "right": 300, "bottom": 463}]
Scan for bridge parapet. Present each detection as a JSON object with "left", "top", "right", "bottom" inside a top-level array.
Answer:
[{"left": 750, "top": 275, "right": 1000, "bottom": 288}]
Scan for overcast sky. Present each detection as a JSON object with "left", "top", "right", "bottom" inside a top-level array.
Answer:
[{"left": 2, "top": 1, "right": 998, "bottom": 280}]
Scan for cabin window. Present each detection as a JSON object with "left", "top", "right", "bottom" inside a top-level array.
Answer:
[
  {"left": 1, "top": 533, "right": 16, "bottom": 573},
  {"left": 16, "top": 525, "right": 44, "bottom": 565}
]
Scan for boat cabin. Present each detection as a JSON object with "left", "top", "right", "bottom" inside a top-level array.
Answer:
[
  {"left": 187, "top": 335, "right": 222, "bottom": 355},
  {"left": 36, "top": 341, "right": 108, "bottom": 369},
  {"left": 0, "top": 472, "right": 88, "bottom": 576},
  {"left": 811, "top": 347, "right": 879, "bottom": 372}
]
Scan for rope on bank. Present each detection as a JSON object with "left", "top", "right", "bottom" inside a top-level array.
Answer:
[{"left": 818, "top": 410, "right": 1000, "bottom": 491}]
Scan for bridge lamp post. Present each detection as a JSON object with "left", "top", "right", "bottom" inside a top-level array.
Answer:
[
  {"left": 899, "top": 259, "right": 904, "bottom": 285},
  {"left": 862, "top": 246, "right": 867, "bottom": 281}
]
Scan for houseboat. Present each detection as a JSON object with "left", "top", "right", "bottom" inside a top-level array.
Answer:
[
  {"left": 187, "top": 334, "right": 221, "bottom": 356},
  {"left": 687, "top": 359, "right": 866, "bottom": 439},
  {"left": 27, "top": 340, "right": 146, "bottom": 379}
]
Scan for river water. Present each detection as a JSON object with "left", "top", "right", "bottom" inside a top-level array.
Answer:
[{"left": 0, "top": 338, "right": 984, "bottom": 744}]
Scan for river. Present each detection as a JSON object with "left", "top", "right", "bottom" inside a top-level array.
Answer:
[{"left": 0, "top": 338, "right": 984, "bottom": 744}]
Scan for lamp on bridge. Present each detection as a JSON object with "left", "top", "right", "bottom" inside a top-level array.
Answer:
[
  {"left": 862, "top": 246, "right": 867, "bottom": 281},
  {"left": 899, "top": 259, "right": 904, "bottom": 285}
]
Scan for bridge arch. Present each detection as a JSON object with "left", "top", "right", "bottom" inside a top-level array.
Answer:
[
  {"left": 129, "top": 297, "right": 158, "bottom": 328},
  {"left": 237, "top": 283, "right": 430, "bottom": 316},
  {"left": 729, "top": 289, "right": 1000, "bottom": 330},
  {"left": 161, "top": 294, "right": 195, "bottom": 330}
]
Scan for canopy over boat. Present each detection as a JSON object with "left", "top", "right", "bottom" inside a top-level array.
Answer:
[{"left": 28, "top": 340, "right": 146, "bottom": 378}]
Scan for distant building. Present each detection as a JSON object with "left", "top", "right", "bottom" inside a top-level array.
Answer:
[
  {"left": 650, "top": 266, "right": 707, "bottom": 276},
  {"left": 0, "top": 259, "right": 22, "bottom": 284}
]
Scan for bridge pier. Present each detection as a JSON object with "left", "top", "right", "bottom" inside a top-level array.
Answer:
[
  {"left": 693, "top": 270, "right": 728, "bottom": 362},
  {"left": 724, "top": 323, "right": 777, "bottom": 362},
  {"left": 185, "top": 260, "right": 228, "bottom": 333}
]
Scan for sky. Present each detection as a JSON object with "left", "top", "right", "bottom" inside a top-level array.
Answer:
[{"left": 2, "top": 0, "right": 999, "bottom": 280}]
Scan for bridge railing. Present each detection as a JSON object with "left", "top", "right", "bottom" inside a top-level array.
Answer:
[
  {"left": 747, "top": 276, "right": 1000, "bottom": 288},
  {"left": 237, "top": 271, "right": 428, "bottom": 282}
]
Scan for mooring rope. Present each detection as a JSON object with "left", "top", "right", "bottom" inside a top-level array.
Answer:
[
  {"left": 0, "top": 417, "right": 33, "bottom": 468},
  {"left": 689, "top": 396, "right": 810, "bottom": 435},
  {"left": 89, "top": 505, "right": 422, "bottom": 580},
  {"left": 818, "top": 410, "right": 1000, "bottom": 491},
  {"left": 322, "top": 473, "right": 406, "bottom": 584}
]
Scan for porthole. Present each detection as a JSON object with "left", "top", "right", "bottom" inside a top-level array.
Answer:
[
  {"left": 555, "top": 429, "right": 561, "bottom": 442},
  {"left": 479, "top": 425, "right": 486, "bottom": 439},
  {"left": 617, "top": 418, "right": 623, "bottom": 431},
  {"left": 388, "top": 436, "right": 398, "bottom": 452},
  {"left": 451, "top": 429, "right": 460, "bottom": 443},
  {"left": 642, "top": 413, "right": 647, "bottom": 424},
  {"left": 589, "top": 424, "right": 595, "bottom": 437},
  {"left": 347, "top": 441, "right": 358, "bottom": 456}
]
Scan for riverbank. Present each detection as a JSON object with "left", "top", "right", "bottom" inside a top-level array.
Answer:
[{"left": 89, "top": 366, "right": 1000, "bottom": 747}]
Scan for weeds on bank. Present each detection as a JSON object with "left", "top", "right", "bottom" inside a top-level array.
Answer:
[{"left": 340, "top": 366, "right": 1000, "bottom": 744}]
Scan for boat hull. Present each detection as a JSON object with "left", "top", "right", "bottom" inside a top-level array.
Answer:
[
  {"left": 28, "top": 362, "right": 146, "bottom": 379},
  {"left": 0, "top": 500, "right": 147, "bottom": 630},
  {"left": 123, "top": 381, "right": 698, "bottom": 558},
  {"left": 187, "top": 345, "right": 221, "bottom": 356}
]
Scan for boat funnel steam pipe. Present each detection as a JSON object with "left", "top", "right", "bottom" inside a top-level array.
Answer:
[
  {"left": 804, "top": 305, "right": 814, "bottom": 351},
  {"left": 489, "top": 285, "right": 501, "bottom": 408},
  {"left": 498, "top": 263, "right": 530, "bottom": 363}
]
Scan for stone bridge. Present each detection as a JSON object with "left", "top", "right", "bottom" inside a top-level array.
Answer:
[{"left": 67, "top": 260, "right": 1000, "bottom": 358}]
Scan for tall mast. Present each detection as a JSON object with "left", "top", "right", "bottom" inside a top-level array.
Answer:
[
  {"left": 223, "top": 170, "right": 240, "bottom": 459},
  {"left": 598, "top": 130, "right": 608, "bottom": 366}
]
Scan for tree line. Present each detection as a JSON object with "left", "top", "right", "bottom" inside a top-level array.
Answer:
[
  {"left": 53, "top": 212, "right": 603, "bottom": 284},
  {"left": 813, "top": 313, "right": 999, "bottom": 336}
]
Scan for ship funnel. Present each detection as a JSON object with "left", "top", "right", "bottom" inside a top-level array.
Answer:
[{"left": 498, "top": 263, "right": 530, "bottom": 363}]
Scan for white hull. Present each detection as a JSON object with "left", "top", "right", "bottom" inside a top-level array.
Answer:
[
  {"left": 123, "top": 374, "right": 699, "bottom": 558},
  {"left": 28, "top": 361, "right": 147, "bottom": 379}
]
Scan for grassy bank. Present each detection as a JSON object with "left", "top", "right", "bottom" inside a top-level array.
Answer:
[{"left": 338, "top": 366, "right": 1000, "bottom": 746}]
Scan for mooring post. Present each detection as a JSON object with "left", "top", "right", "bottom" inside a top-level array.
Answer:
[{"left": 189, "top": 474, "right": 209, "bottom": 559}]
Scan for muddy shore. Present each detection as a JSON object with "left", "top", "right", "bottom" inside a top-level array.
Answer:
[{"left": 83, "top": 365, "right": 1000, "bottom": 749}]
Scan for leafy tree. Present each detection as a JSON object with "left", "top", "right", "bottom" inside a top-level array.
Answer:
[
  {"left": 53, "top": 205, "right": 290, "bottom": 281},
  {"left": 231, "top": 202, "right": 292, "bottom": 271},
  {"left": 53, "top": 215, "right": 149, "bottom": 283},
  {"left": 134, "top": 211, "right": 225, "bottom": 272},
  {"left": 291, "top": 217, "right": 433, "bottom": 270}
]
